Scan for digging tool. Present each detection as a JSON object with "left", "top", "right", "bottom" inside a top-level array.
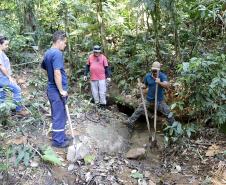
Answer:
[
  {"left": 151, "top": 70, "right": 160, "bottom": 148},
  {"left": 65, "top": 102, "right": 79, "bottom": 162},
  {"left": 138, "top": 78, "right": 152, "bottom": 142}
]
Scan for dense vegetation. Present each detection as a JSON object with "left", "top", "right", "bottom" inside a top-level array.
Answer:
[{"left": 0, "top": 0, "right": 225, "bottom": 127}]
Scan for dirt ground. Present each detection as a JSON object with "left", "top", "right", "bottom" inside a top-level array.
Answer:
[{"left": 0, "top": 68, "right": 226, "bottom": 185}]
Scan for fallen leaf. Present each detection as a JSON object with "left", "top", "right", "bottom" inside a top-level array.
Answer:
[
  {"left": 131, "top": 171, "right": 143, "bottom": 179},
  {"left": 206, "top": 144, "right": 220, "bottom": 157},
  {"left": 17, "top": 79, "right": 26, "bottom": 84},
  {"left": 6, "top": 136, "right": 27, "bottom": 145},
  {"left": 149, "top": 179, "right": 156, "bottom": 185}
]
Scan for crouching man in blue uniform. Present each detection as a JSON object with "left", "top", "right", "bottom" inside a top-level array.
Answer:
[
  {"left": 41, "top": 31, "right": 70, "bottom": 148},
  {"left": 127, "top": 62, "right": 175, "bottom": 131}
]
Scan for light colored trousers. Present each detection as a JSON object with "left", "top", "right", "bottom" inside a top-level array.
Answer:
[
  {"left": 0, "top": 76, "right": 23, "bottom": 111},
  {"left": 91, "top": 80, "right": 106, "bottom": 105}
]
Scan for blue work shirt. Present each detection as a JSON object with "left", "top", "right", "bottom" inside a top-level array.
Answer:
[
  {"left": 42, "top": 48, "right": 68, "bottom": 91},
  {"left": 144, "top": 72, "right": 168, "bottom": 102},
  {"left": 0, "top": 51, "right": 12, "bottom": 79}
]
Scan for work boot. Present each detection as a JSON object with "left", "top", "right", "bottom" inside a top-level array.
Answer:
[
  {"left": 16, "top": 109, "right": 30, "bottom": 117},
  {"left": 99, "top": 104, "right": 106, "bottom": 109},
  {"left": 127, "top": 123, "right": 134, "bottom": 135},
  {"left": 65, "top": 135, "right": 73, "bottom": 142},
  {"left": 52, "top": 140, "right": 70, "bottom": 148}
]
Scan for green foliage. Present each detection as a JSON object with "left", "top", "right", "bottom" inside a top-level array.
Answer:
[
  {"left": 41, "top": 146, "right": 62, "bottom": 165},
  {"left": 0, "top": 89, "right": 16, "bottom": 125},
  {"left": 0, "top": 163, "right": 8, "bottom": 172},
  {"left": 164, "top": 122, "right": 199, "bottom": 145},
  {"left": 0, "top": 101, "right": 16, "bottom": 119},
  {"left": 8, "top": 145, "right": 35, "bottom": 167},
  {"left": 130, "top": 171, "right": 143, "bottom": 179},
  {"left": 177, "top": 54, "right": 226, "bottom": 126},
  {"left": 84, "top": 154, "right": 95, "bottom": 165}
]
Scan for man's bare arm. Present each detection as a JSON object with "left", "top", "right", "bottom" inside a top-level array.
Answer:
[
  {"left": 0, "top": 64, "right": 9, "bottom": 77},
  {"left": 156, "top": 78, "right": 170, "bottom": 89},
  {"left": 54, "top": 69, "right": 68, "bottom": 96},
  {"left": 0, "top": 64, "right": 15, "bottom": 82}
]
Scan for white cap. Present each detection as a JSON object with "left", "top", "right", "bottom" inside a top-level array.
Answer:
[{"left": 151, "top": 62, "right": 161, "bottom": 70}]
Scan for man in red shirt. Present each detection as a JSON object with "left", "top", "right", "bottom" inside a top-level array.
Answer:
[{"left": 84, "top": 45, "right": 111, "bottom": 108}]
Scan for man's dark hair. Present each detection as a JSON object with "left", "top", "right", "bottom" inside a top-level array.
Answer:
[
  {"left": 0, "top": 36, "right": 8, "bottom": 45},
  {"left": 52, "top": 31, "right": 66, "bottom": 43}
]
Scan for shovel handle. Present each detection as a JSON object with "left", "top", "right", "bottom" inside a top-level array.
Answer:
[
  {"left": 153, "top": 70, "right": 159, "bottom": 140},
  {"left": 138, "top": 78, "right": 151, "bottom": 134},
  {"left": 65, "top": 104, "right": 75, "bottom": 138}
]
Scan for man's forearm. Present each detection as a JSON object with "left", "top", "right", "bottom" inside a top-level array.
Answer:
[
  {"left": 84, "top": 64, "right": 90, "bottom": 76},
  {"left": 0, "top": 65, "right": 10, "bottom": 77},
  {"left": 158, "top": 81, "right": 169, "bottom": 89},
  {"left": 54, "top": 70, "right": 64, "bottom": 93}
]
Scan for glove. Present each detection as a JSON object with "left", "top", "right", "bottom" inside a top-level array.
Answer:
[
  {"left": 84, "top": 76, "right": 87, "bottom": 81},
  {"left": 107, "top": 78, "right": 111, "bottom": 82}
]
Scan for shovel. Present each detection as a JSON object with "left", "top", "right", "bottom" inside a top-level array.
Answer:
[
  {"left": 151, "top": 70, "right": 160, "bottom": 148},
  {"left": 65, "top": 103, "right": 79, "bottom": 162}
]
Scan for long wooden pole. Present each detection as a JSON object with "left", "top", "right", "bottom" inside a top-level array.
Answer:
[
  {"left": 153, "top": 70, "right": 159, "bottom": 142},
  {"left": 138, "top": 78, "right": 151, "bottom": 138}
]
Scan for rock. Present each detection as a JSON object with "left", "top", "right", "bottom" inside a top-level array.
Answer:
[
  {"left": 149, "top": 179, "right": 156, "bottom": 185},
  {"left": 75, "top": 142, "right": 91, "bottom": 160},
  {"left": 85, "top": 172, "right": 92, "bottom": 182},
  {"left": 68, "top": 164, "right": 75, "bottom": 171},
  {"left": 144, "top": 171, "right": 151, "bottom": 178},
  {"left": 67, "top": 142, "right": 91, "bottom": 162},
  {"left": 30, "top": 161, "right": 39, "bottom": 168},
  {"left": 126, "top": 148, "right": 146, "bottom": 159},
  {"left": 171, "top": 164, "right": 182, "bottom": 173},
  {"left": 104, "top": 156, "right": 110, "bottom": 161},
  {"left": 138, "top": 179, "right": 147, "bottom": 185},
  {"left": 67, "top": 145, "right": 76, "bottom": 162},
  {"left": 0, "top": 173, "right": 3, "bottom": 180}
]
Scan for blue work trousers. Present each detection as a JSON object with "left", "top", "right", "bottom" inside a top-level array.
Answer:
[
  {"left": 47, "top": 90, "right": 67, "bottom": 146},
  {"left": 0, "top": 76, "right": 23, "bottom": 111}
]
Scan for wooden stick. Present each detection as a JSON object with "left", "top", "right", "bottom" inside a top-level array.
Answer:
[
  {"left": 153, "top": 70, "right": 159, "bottom": 142},
  {"left": 138, "top": 78, "right": 151, "bottom": 136},
  {"left": 65, "top": 104, "right": 75, "bottom": 143}
]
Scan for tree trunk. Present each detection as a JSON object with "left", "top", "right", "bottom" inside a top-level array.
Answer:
[
  {"left": 16, "top": 0, "right": 36, "bottom": 34},
  {"left": 24, "top": 4, "right": 36, "bottom": 33},
  {"left": 96, "top": 0, "right": 108, "bottom": 56},
  {"left": 150, "top": 1, "right": 162, "bottom": 62},
  {"left": 62, "top": 1, "right": 74, "bottom": 78},
  {"left": 170, "top": 0, "right": 181, "bottom": 64}
]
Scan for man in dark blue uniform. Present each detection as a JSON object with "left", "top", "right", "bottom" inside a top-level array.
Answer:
[
  {"left": 127, "top": 62, "right": 175, "bottom": 130},
  {"left": 42, "top": 31, "right": 69, "bottom": 148}
]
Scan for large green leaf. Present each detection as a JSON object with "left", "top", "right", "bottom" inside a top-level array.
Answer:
[
  {"left": 84, "top": 154, "right": 95, "bottom": 165},
  {"left": 0, "top": 163, "right": 8, "bottom": 172},
  {"left": 41, "top": 147, "right": 62, "bottom": 165}
]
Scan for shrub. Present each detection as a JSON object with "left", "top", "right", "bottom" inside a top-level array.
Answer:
[{"left": 177, "top": 53, "right": 226, "bottom": 126}]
